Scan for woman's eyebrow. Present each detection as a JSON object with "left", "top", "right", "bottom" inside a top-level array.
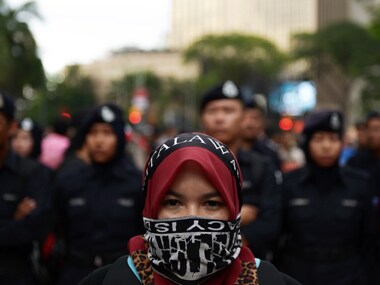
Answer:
[
  {"left": 165, "top": 190, "right": 220, "bottom": 200},
  {"left": 202, "top": 192, "right": 221, "bottom": 199},
  {"left": 165, "top": 190, "right": 183, "bottom": 199}
]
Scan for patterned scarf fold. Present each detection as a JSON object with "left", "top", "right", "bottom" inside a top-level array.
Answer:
[
  {"left": 144, "top": 216, "right": 242, "bottom": 284},
  {"left": 128, "top": 235, "right": 259, "bottom": 285}
]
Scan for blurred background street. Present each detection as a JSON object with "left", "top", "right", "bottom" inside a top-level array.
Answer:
[{"left": 2, "top": 0, "right": 380, "bottom": 148}]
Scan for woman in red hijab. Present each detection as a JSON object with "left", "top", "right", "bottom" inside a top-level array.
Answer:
[{"left": 79, "top": 133, "right": 300, "bottom": 285}]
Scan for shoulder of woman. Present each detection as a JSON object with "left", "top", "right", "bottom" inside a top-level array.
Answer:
[
  {"left": 78, "top": 264, "right": 112, "bottom": 285},
  {"left": 257, "top": 260, "right": 302, "bottom": 285}
]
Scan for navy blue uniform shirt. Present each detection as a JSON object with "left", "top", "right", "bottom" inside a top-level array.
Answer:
[
  {"left": 54, "top": 155, "right": 144, "bottom": 255},
  {"left": 278, "top": 164, "right": 376, "bottom": 285},
  {"left": 238, "top": 148, "right": 282, "bottom": 259}
]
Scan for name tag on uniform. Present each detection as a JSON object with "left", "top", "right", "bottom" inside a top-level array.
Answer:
[
  {"left": 69, "top": 198, "right": 86, "bottom": 207},
  {"left": 117, "top": 198, "right": 134, "bottom": 207},
  {"left": 242, "top": 180, "right": 252, "bottom": 190},
  {"left": 341, "top": 199, "right": 358, "bottom": 207},
  {"left": 3, "top": 193, "right": 18, "bottom": 202},
  {"left": 289, "top": 198, "right": 310, "bottom": 206},
  {"left": 274, "top": 171, "right": 283, "bottom": 185}
]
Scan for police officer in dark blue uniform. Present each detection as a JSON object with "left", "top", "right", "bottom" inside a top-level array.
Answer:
[
  {"left": 53, "top": 103, "right": 144, "bottom": 285},
  {"left": 347, "top": 110, "right": 380, "bottom": 283},
  {"left": 11, "top": 117, "right": 43, "bottom": 159},
  {"left": 200, "top": 81, "right": 282, "bottom": 260},
  {"left": 0, "top": 92, "right": 52, "bottom": 285},
  {"left": 240, "top": 99, "right": 282, "bottom": 171},
  {"left": 277, "top": 110, "right": 376, "bottom": 285}
]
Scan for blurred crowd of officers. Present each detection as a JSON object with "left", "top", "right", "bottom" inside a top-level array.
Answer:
[{"left": 0, "top": 79, "right": 379, "bottom": 285}]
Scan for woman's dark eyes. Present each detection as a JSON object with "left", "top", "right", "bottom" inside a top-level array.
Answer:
[
  {"left": 162, "top": 199, "right": 223, "bottom": 209},
  {"left": 164, "top": 199, "right": 180, "bottom": 207},
  {"left": 205, "top": 201, "right": 223, "bottom": 208}
]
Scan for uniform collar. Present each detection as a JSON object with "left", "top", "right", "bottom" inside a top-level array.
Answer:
[
  {"left": 236, "top": 148, "right": 253, "bottom": 164},
  {"left": 1, "top": 150, "right": 19, "bottom": 172},
  {"left": 300, "top": 163, "right": 344, "bottom": 184},
  {"left": 92, "top": 156, "right": 133, "bottom": 179}
]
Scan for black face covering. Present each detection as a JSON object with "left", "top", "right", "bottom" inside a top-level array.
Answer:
[{"left": 144, "top": 215, "right": 242, "bottom": 285}]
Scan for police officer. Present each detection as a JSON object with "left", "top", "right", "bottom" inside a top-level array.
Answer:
[
  {"left": 347, "top": 110, "right": 380, "bottom": 283},
  {"left": 278, "top": 110, "right": 376, "bottom": 285},
  {"left": 240, "top": 98, "right": 282, "bottom": 170},
  {"left": 0, "top": 92, "right": 52, "bottom": 285},
  {"left": 200, "top": 80, "right": 282, "bottom": 259},
  {"left": 11, "top": 117, "right": 43, "bottom": 159},
  {"left": 53, "top": 103, "right": 144, "bottom": 285}
]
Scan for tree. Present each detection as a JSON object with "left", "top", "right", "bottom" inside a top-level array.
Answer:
[
  {"left": 107, "top": 72, "right": 197, "bottom": 130},
  {"left": 26, "top": 65, "right": 97, "bottom": 124},
  {"left": 107, "top": 71, "right": 162, "bottom": 111},
  {"left": 368, "top": 4, "right": 380, "bottom": 42},
  {"left": 0, "top": 0, "right": 45, "bottom": 96},
  {"left": 292, "top": 21, "right": 380, "bottom": 117},
  {"left": 184, "top": 33, "right": 287, "bottom": 95},
  {"left": 161, "top": 78, "right": 196, "bottom": 131}
]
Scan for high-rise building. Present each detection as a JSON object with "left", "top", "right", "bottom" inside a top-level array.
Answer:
[
  {"left": 168, "top": 0, "right": 372, "bottom": 51},
  {"left": 167, "top": 0, "right": 380, "bottom": 120}
]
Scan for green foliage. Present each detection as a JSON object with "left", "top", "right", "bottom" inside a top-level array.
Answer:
[
  {"left": 184, "top": 33, "right": 286, "bottom": 93},
  {"left": 107, "top": 71, "right": 162, "bottom": 112},
  {"left": 108, "top": 71, "right": 197, "bottom": 129},
  {"left": 361, "top": 70, "right": 380, "bottom": 112},
  {"left": 26, "top": 65, "right": 97, "bottom": 124},
  {"left": 54, "top": 66, "right": 96, "bottom": 113},
  {"left": 0, "top": 0, "right": 45, "bottom": 96},
  {"left": 293, "top": 21, "right": 380, "bottom": 77},
  {"left": 369, "top": 6, "right": 380, "bottom": 41},
  {"left": 162, "top": 78, "right": 196, "bottom": 130},
  {"left": 292, "top": 21, "right": 380, "bottom": 115}
]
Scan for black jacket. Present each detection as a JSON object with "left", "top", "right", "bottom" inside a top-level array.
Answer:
[
  {"left": 78, "top": 256, "right": 302, "bottom": 285},
  {"left": 54, "top": 156, "right": 144, "bottom": 263},
  {"left": 238, "top": 148, "right": 282, "bottom": 259},
  {"left": 278, "top": 164, "right": 376, "bottom": 285},
  {"left": 0, "top": 151, "right": 52, "bottom": 275}
]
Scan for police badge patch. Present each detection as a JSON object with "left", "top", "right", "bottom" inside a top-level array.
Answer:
[
  {"left": 21, "top": 118, "right": 34, "bottom": 131},
  {"left": 101, "top": 106, "right": 116, "bottom": 123},
  {"left": 222, "top": 81, "right": 239, "bottom": 98},
  {"left": 330, "top": 113, "right": 341, "bottom": 130}
]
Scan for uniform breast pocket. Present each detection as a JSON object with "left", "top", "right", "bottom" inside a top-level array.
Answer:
[
  {"left": 111, "top": 198, "right": 136, "bottom": 221},
  {"left": 66, "top": 198, "right": 90, "bottom": 234},
  {"left": 66, "top": 198, "right": 88, "bottom": 219},
  {"left": 287, "top": 198, "right": 315, "bottom": 222},
  {"left": 334, "top": 199, "right": 361, "bottom": 222},
  {"left": 0, "top": 193, "right": 19, "bottom": 218}
]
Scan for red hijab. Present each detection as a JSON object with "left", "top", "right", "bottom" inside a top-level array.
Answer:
[{"left": 129, "top": 132, "right": 255, "bottom": 285}]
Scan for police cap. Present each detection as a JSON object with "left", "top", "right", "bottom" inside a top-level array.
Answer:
[
  {"left": 303, "top": 110, "right": 344, "bottom": 138},
  {"left": 18, "top": 117, "right": 43, "bottom": 158},
  {"left": 200, "top": 80, "right": 243, "bottom": 112},
  {"left": 81, "top": 103, "right": 126, "bottom": 157},
  {"left": 365, "top": 110, "right": 380, "bottom": 124}
]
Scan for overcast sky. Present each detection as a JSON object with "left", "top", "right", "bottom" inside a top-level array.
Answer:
[{"left": 8, "top": 0, "right": 172, "bottom": 74}]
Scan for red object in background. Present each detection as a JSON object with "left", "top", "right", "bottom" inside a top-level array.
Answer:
[
  {"left": 129, "top": 111, "right": 142, "bottom": 124},
  {"left": 42, "top": 233, "right": 57, "bottom": 260},
  {"left": 132, "top": 87, "right": 150, "bottom": 110},
  {"left": 293, "top": 120, "right": 304, "bottom": 133},
  {"left": 61, "top": 112, "right": 71, "bottom": 119},
  {"left": 279, "top": 117, "right": 294, "bottom": 131}
]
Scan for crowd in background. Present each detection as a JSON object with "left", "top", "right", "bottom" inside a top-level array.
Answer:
[{"left": 1, "top": 80, "right": 380, "bottom": 285}]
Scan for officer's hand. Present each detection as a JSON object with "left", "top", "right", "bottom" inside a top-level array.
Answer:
[
  {"left": 14, "top": 197, "right": 37, "bottom": 220},
  {"left": 241, "top": 204, "right": 260, "bottom": 226}
]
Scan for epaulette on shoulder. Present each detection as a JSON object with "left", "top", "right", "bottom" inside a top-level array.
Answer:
[
  {"left": 283, "top": 167, "right": 305, "bottom": 181},
  {"left": 18, "top": 157, "right": 40, "bottom": 176},
  {"left": 266, "top": 140, "right": 279, "bottom": 151},
  {"left": 341, "top": 166, "right": 369, "bottom": 181}
]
